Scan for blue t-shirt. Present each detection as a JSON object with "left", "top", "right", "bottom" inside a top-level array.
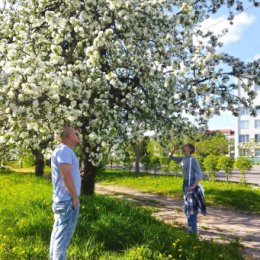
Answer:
[{"left": 51, "top": 143, "right": 81, "bottom": 203}]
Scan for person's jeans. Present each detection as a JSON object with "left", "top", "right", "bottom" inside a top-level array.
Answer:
[
  {"left": 50, "top": 199, "right": 80, "bottom": 260},
  {"left": 183, "top": 180, "right": 198, "bottom": 234},
  {"left": 187, "top": 214, "right": 197, "bottom": 234}
]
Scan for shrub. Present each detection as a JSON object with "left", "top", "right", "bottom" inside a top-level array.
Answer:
[
  {"left": 141, "top": 155, "right": 152, "bottom": 172},
  {"left": 122, "top": 155, "right": 134, "bottom": 171},
  {"left": 194, "top": 154, "right": 205, "bottom": 171},
  {"left": 159, "top": 156, "right": 170, "bottom": 174},
  {"left": 150, "top": 156, "right": 161, "bottom": 173},
  {"left": 217, "top": 156, "right": 234, "bottom": 182},
  {"left": 234, "top": 157, "right": 253, "bottom": 183},
  {"left": 168, "top": 160, "right": 182, "bottom": 176},
  {"left": 204, "top": 155, "right": 219, "bottom": 181},
  {"left": 141, "top": 155, "right": 160, "bottom": 173},
  {"left": 20, "top": 153, "right": 36, "bottom": 167}
]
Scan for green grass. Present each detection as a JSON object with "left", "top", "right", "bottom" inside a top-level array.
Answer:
[
  {"left": 97, "top": 169, "right": 260, "bottom": 214},
  {"left": 0, "top": 168, "right": 243, "bottom": 260},
  {"left": 3, "top": 161, "right": 51, "bottom": 174}
]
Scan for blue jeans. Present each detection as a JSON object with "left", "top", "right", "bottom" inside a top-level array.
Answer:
[
  {"left": 50, "top": 199, "right": 80, "bottom": 260},
  {"left": 183, "top": 180, "right": 198, "bottom": 234}
]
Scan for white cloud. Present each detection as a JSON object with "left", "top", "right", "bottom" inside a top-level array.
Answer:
[
  {"left": 246, "top": 53, "right": 260, "bottom": 62},
  {"left": 252, "top": 54, "right": 260, "bottom": 60},
  {"left": 199, "top": 12, "right": 256, "bottom": 45}
]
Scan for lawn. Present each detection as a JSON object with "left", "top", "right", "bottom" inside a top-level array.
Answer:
[
  {"left": 97, "top": 169, "right": 260, "bottom": 214},
  {"left": 3, "top": 161, "right": 51, "bottom": 174},
  {"left": 0, "top": 168, "right": 243, "bottom": 260}
]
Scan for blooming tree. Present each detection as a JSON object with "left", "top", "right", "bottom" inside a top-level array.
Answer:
[{"left": 0, "top": 0, "right": 259, "bottom": 194}]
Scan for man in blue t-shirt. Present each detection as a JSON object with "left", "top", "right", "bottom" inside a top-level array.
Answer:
[{"left": 50, "top": 127, "right": 81, "bottom": 260}]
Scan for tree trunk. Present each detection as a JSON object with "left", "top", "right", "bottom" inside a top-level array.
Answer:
[
  {"left": 134, "top": 144, "right": 140, "bottom": 173},
  {"left": 81, "top": 151, "right": 97, "bottom": 195},
  {"left": 31, "top": 149, "right": 44, "bottom": 177}
]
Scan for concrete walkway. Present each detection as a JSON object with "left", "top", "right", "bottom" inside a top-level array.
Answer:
[{"left": 96, "top": 184, "right": 260, "bottom": 260}]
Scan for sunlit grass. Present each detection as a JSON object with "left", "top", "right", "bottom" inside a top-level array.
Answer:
[
  {"left": 0, "top": 168, "right": 244, "bottom": 260},
  {"left": 97, "top": 169, "right": 260, "bottom": 213},
  {"left": 3, "top": 161, "right": 51, "bottom": 174}
]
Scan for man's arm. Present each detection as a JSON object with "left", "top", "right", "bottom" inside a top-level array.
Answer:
[{"left": 59, "top": 163, "right": 79, "bottom": 209}]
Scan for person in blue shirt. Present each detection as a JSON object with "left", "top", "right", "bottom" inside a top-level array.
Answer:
[
  {"left": 169, "top": 144, "right": 203, "bottom": 234},
  {"left": 50, "top": 127, "right": 81, "bottom": 260}
]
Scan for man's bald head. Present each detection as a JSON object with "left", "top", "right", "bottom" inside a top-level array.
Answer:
[{"left": 59, "top": 127, "right": 75, "bottom": 140}]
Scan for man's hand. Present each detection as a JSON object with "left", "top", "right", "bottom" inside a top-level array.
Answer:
[{"left": 73, "top": 197, "right": 79, "bottom": 209}]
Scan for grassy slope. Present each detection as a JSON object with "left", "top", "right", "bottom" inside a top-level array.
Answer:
[
  {"left": 0, "top": 168, "right": 243, "bottom": 260},
  {"left": 97, "top": 169, "right": 260, "bottom": 214}
]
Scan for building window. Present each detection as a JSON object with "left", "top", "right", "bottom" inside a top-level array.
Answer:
[
  {"left": 239, "top": 149, "right": 250, "bottom": 157},
  {"left": 239, "top": 120, "right": 249, "bottom": 129},
  {"left": 255, "top": 134, "right": 260, "bottom": 143},
  {"left": 255, "top": 120, "right": 260, "bottom": 128},
  {"left": 255, "top": 85, "right": 260, "bottom": 91},
  {"left": 256, "top": 149, "right": 260, "bottom": 156},
  {"left": 240, "top": 107, "right": 249, "bottom": 115},
  {"left": 239, "top": 134, "right": 249, "bottom": 143},
  {"left": 239, "top": 149, "right": 246, "bottom": 156},
  {"left": 256, "top": 108, "right": 260, "bottom": 115}
]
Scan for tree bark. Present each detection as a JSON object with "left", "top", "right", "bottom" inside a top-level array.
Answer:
[
  {"left": 134, "top": 144, "right": 140, "bottom": 173},
  {"left": 81, "top": 151, "right": 97, "bottom": 195},
  {"left": 31, "top": 149, "right": 44, "bottom": 177}
]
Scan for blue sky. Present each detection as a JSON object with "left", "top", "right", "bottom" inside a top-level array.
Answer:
[{"left": 206, "top": 5, "right": 260, "bottom": 130}]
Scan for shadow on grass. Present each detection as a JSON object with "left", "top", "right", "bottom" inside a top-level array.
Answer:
[{"left": 0, "top": 167, "right": 14, "bottom": 174}]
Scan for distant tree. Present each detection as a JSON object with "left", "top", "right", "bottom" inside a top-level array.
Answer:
[
  {"left": 146, "top": 139, "right": 163, "bottom": 157},
  {"left": 217, "top": 156, "right": 234, "bottom": 182},
  {"left": 204, "top": 155, "right": 219, "bottom": 181},
  {"left": 140, "top": 155, "right": 160, "bottom": 173},
  {"left": 194, "top": 154, "right": 205, "bottom": 172},
  {"left": 133, "top": 137, "right": 149, "bottom": 173},
  {"left": 196, "top": 133, "right": 229, "bottom": 157},
  {"left": 234, "top": 157, "right": 253, "bottom": 183},
  {"left": 121, "top": 144, "right": 135, "bottom": 171},
  {"left": 239, "top": 139, "right": 260, "bottom": 161},
  {"left": 160, "top": 156, "right": 170, "bottom": 174}
]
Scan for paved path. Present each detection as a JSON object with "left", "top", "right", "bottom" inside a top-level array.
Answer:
[
  {"left": 96, "top": 184, "right": 260, "bottom": 260},
  {"left": 216, "top": 171, "right": 260, "bottom": 185}
]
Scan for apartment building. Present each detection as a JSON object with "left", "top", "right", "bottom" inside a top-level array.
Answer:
[{"left": 234, "top": 82, "right": 260, "bottom": 162}]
